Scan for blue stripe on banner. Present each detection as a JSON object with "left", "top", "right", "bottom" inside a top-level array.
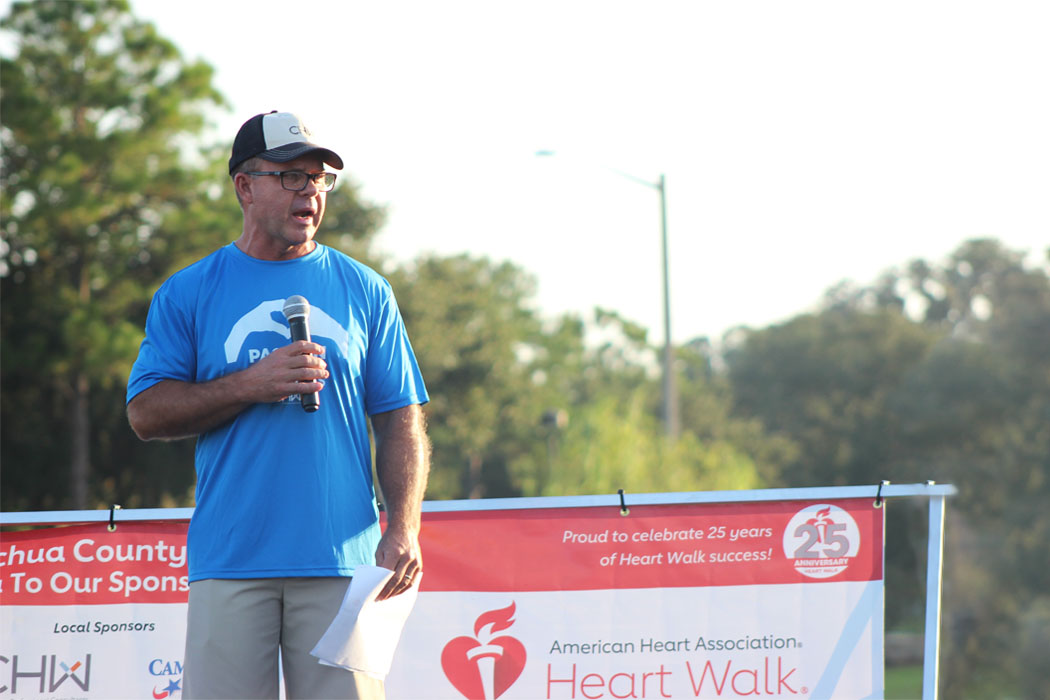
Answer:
[
  {"left": 860, "top": 592, "right": 886, "bottom": 700},
  {"left": 810, "top": 580, "right": 883, "bottom": 700}
]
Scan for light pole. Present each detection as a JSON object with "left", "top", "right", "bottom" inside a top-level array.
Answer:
[{"left": 536, "top": 152, "right": 679, "bottom": 440}]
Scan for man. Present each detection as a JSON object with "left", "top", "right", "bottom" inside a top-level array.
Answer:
[{"left": 127, "top": 111, "right": 430, "bottom": 699}]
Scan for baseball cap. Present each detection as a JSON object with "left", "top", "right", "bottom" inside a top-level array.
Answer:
[{"left": 229, "top": 111, "right": 344, "bottom": 175}]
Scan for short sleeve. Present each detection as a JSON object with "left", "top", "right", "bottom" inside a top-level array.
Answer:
[
  {"left": 126, "top": 280, "right": 198, "bottom": 404},
  {"left": 362, "top": 282, "right": 428, "bottom": 415}
]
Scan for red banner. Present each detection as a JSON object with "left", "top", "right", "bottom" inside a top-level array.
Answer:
[
  {"left": 1, "top": 522, "right": 189, "bottom": 606},
  {"left": 419, "top": 499, "right": 882, "bottom": 591}
]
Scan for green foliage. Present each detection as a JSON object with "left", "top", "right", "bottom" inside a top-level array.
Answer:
[
  {"left": 388, "top": 254, "right": 541, "bottom": 499},
  {"left": 1018, "top": 596, "right": 1050, "bottom": 700},
  {"left": 318, "top": 179, "right": 388, "bottom": 266},
  {"left": 725, "top": 238, "right": 1050, "bottom": 697},
  {"left": 0, "top": 0, "right": 392, "bottom": 512},
  {"left": 536, "top": 400, "right": 758, "bottom": 497},
  {"left": 522, "top": 331, "right": 765, "bottom": 498},
  {"left": 388, "top": 254, "right": 771, "bottom": 501},
  {"left": 726, "top": 308, "right": 941, "bottom": 489},
  {"left": 873, "top": 241, "right": 1050, "bottom": 698},
  {"left": 1, "top": 0, "right": 226, "bottom": 508}
]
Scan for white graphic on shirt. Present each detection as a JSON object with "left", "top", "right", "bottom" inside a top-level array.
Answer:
[{"left": 223, "top": 299, "right": 350, "bottom": 364}]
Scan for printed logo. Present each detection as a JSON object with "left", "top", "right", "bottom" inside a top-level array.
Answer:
[
  {"left": 223, "top": 299, "right": 350, "bottom": 364},
  {"left": 148, "top": 658, "right": 183, "bottom": 698},
  {"left": 783, "top": 504, "right": 861, "bottom": 579},
  {"left": 0, "top": 653, "right": 91, "bottom": 693},
  {"left": 441, "top": 602, "right": 527, "bottom": 700}
]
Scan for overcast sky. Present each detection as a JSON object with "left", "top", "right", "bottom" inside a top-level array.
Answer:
[{"left": 10, "top": 1, "right": 1050, "bottom": 342}]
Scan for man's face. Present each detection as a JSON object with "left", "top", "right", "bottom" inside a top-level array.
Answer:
[{"left": 242, "top": 154, "right": 329, "bottom": 258}]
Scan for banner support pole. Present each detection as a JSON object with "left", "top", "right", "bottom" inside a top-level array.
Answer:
[{"left": 922, "top": 489, "right": 948, "bottom": 700}]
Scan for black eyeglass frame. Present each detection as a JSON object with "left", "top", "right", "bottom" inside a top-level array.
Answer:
[{"left": 242, "top": 170, "right": 338, "bottom": 192}]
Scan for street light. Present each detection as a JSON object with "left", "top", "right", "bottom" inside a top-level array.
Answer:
[{"left": 536, "top": 152, "right": 680, "bottom": 440}]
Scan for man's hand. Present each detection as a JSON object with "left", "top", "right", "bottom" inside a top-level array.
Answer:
[
  {"left": 238, "top": 340, "right": 328, "bottom": 404},
  {"left": 374, "top": 523, "right": 422, "bottom": 601}
]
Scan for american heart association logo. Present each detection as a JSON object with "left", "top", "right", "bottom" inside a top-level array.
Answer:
[{"left": 441, "top": 602, "right": 527, "bottom": 699}]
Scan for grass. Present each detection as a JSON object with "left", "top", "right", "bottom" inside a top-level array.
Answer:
[{"left": 885, "top": 665, "right": 923, "bottom": 700}]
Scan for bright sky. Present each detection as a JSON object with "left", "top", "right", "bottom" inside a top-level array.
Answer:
[{"left": 16, "top": 1, "right": 1050, "bottom": 342}]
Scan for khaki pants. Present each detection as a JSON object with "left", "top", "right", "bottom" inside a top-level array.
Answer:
[{"left": 183, "top": 577, "right": 385, "bottom": 699}]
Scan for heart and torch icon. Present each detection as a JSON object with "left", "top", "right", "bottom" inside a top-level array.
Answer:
[{"left": 441, "top": 602, "right": 527, "bottom": 699}]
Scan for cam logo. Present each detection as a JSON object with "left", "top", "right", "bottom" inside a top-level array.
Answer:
[
  {"left": 223, "top": 299, "right": 350, "bottom": 364},
  {"left": 441, "top": 602, "right": 527, "bottom": 700},
  {"left": 783, "top": 503, "right": 861, "bottom": 579},
  {"left": 0, "top": 654, "right": 90, "bottom": 693},
  {"left": 149, "top": 658, "right": 182, "bottom": 698}
]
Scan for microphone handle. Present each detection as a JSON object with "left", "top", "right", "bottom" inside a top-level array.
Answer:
[{"left": 288, "top": 316, "right": 320, "bottom": 413}]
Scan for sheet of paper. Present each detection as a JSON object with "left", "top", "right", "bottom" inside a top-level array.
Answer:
[{"left": 310, "top": 565, "right": 420, "bottom": 679}]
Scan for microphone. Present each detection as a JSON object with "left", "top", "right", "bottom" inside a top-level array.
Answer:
[{"left": 282, "top": 295, "right": 320, "bottom": 413}]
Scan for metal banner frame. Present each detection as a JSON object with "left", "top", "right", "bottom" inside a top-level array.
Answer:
[{"left": 2, "top": 482, "right": 956, "bottom": 699}]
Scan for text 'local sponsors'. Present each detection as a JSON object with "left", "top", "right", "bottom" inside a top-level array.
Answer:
[{"left": 562, "top": 525, "right": 775, "bottom": 569}]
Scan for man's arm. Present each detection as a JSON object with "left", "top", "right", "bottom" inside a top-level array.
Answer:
[
  {"left": 372, "top": 403, "right": 431, "bottom": 600},
  {"left": 127, "top": 341, "right": 329, "bottom": 441}
]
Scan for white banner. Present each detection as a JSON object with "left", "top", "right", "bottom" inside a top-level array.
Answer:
[
  {"left": 389, "top": 498, "right": 884, "bottom": 699},
  {"left": 0, "top": 522, "right": 189, "bottom": 698},
  {"left": 1, "top": 497, "right": 884, "bottom": 699}
]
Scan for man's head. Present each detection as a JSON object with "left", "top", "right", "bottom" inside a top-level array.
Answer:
[
  {"left": 229, "top": 111, "right": 343, "bottom": 176},
  {"left": 229, "top": 111, "right": 342, "bottom": 260}
]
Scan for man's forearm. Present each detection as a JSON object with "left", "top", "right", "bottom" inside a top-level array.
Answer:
[
  {"left": 371, "top": 404, "right": 430, "bottom": 599},
  {"left": 373, "top": 404, "right": 431, "bottom": 532},
  {"left": 127, "top": 340, "right": 329, "bottom": 441},
  {"left": 127, "top": 377, "right": 251, "bottom": 441}
]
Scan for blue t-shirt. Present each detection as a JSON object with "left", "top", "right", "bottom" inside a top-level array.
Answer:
[{"left": 127, "top": 243, "right": 428, "bottom": 582}]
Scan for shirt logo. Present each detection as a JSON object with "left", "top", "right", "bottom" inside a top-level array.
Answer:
[{"left": 223, "top": 299, "right": 349, "bottom": 364}]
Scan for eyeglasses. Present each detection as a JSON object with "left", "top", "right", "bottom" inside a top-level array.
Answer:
[{"left": 243, "top": 170, "right": 337, "bottom": 192}]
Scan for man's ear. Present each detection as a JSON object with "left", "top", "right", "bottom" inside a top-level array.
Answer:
[{"left": 233, "top": 172, "right": 254, "bottom": 205}]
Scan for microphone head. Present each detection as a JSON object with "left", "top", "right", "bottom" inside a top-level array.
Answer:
[{"left": 282, "top": 295, "right": 310, "bottom": 320}]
